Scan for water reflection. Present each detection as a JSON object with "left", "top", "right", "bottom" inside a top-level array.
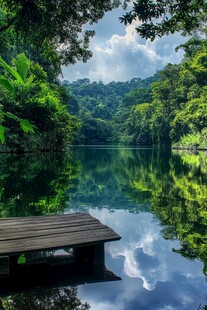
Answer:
[
  {"left": 75, "top": 208, "right": 206, "bottom": 310},
  {"left": 0, "top": 247, "right": 120, "bottom": 297},
  {"left": 0, "top": 147, "right": 207, "bottom": 309},
  {"left": 68, "top": 147, "right": 207, "bottom": 276},
  {"left": 0, "top": 287, "right": 90, "bottom": 310},
  {"left": 67, "top": 147, "right": 207, "bottom": 309},
  {"left": 151, "top": 150, "right": 207, "bottom": 277},
  {"left": 0, "top": 152, "right": 79, "bottom": 217}
]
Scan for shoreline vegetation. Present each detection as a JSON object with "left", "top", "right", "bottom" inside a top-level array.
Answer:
[{"left": 172, "top": 146, "right": 207, "bottom": 151}]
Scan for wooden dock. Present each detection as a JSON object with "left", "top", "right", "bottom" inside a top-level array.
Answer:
[
  {"left": 0, "top": 213, "right": 121, "bottom": 256},
  {"left": 0, "top": 213, "right": 121, "bottom": 294}
]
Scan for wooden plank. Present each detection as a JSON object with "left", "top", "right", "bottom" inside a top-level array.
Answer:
[
  {"left": 0, "top": 213, "right": 93, "bottom": 227},
  {"left": 0, "top": 213, "right": 121, "bottom": 256},
  {"left": 0, "top": 228, "right": 120, "bottom": 255},
  {"left": 0, "top": 223, "right": 108, "bottom": 241},
  {"left": 0, "top": 213, "right": 90, "bottom": 222},
  {"left": 0, "top": 220, "right": 102, "bottom": 234}
]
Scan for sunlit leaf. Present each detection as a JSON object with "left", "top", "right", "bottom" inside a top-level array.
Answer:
[
  {"left": 18, "top": 254, "right": 26, "bottom": 264},
  {"left": 0, "top": 125, "right": 5, "bottom": 144},
  {"left": 14, "top": 53, "right": 30, "bottom": 82},
  {"left": 19, "top": 119, "right": 34, "bottom": 133},
  {"left": 25, "top": 74, "right": 35, "bottom": 87}
]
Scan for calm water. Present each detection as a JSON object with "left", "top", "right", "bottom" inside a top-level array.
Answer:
[{"left": 0, "top": 147, "right": 207, "bottom": 309}]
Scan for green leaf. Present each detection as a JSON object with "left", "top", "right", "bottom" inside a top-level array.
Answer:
[
  {"left": 0, "top": 125, "right": 5, "bottom": 144},
  {"left": 18, "top": 254, "right": 26, "bottom": 265},
  {"left": 0, "top": 56, "right": 24, "bottom": 85},
  {"left": 0, "top": 77, "right": 14, "bottom": 93},
  {"left": 25, "top": 74, "right": 35, "bottom": 87},
  {"left": 19, "top": 118, "right": 34, "bottom": 133},
  {"left": 14, "top": 53, "right": 30, "bottom": 82}
]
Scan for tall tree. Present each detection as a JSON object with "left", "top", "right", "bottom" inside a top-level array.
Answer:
[{"left": 0, "top": 0, "right": 120, "bottom": 78}]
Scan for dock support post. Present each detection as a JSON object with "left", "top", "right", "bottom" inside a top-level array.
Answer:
[
  {"left": 73, "top": 243, "right": 105, "bottom": 276},
  {"left": 0, "top": 256, "right": 9, "bottom": 278},
  {"left": 93, "top": 243, "right": 105, "bottom": 276}
]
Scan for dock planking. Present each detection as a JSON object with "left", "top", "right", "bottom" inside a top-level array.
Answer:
[{"left": 0, "top": 213, "right": 121, "bottom": 256}]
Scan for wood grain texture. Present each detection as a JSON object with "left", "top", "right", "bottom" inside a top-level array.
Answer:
[{"left": 0, "top": 213, "right": 121, "bottom": 255}]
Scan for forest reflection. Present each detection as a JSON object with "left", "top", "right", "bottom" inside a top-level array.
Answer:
[
  {"left": 68, "top": 147, "right": 207, "bottom": 277},
  {"left": 0, "top": 287, "right": 90, "bottom": 310},
  {"left": 0, "top": 148, "right": 207, "bottom": 308},
  {"left": 0, "top": 152, "right": 79, "bottom": 217}
]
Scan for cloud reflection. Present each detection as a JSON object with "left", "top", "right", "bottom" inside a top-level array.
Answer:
[{"left": 76, "top": 209, "right": 207, "bottom": 309}]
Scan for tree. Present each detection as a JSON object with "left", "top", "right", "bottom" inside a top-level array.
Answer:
[
  {"left": 75, "top": 109, "right": 112, "bottom": 145},
  {"left": 0, "top": 0, "right": 120, "bottom": 77},
  {"left": 121, "top": 0, "right": 207, "bottom": 40},
  {"left": 170, "top": 89, "right": 207, "bottom": 143},
  {"left": 121, "top": 103, "right": 154, "bottom": 145}
]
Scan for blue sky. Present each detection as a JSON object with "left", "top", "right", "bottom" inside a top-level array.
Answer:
[{"left": 62, "top": 6, "right": 188, "bottom": 83}]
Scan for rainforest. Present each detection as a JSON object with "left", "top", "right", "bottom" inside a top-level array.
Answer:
[
  {"left": 0, "top": 2, "right": 207, "bottom": 151},
  {"left": 0, "top": 1, "right": 207, "bottom": 309}
]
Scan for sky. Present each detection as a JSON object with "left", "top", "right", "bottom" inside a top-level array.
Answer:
[{"left": 61, "top": 6, "right": 188, "bottom": 84}]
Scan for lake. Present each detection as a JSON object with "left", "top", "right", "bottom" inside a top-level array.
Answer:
[{"left": 0, "top": 146, "right": 207, "bottom": 309}]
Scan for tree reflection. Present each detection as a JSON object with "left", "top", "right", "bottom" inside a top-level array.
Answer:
[
  {"left": 69, "top": 148, "right": 207, "bottom": 278},
  {"left": 68, "top": 147, "right": 171, "bottom": 211},
  {"left": 150, "top": 151, "right": 207, "bottom": 276},
  {"left": 1, "top": 147, "right": 207, "bottom": 281},
  {"left": 0, "top": 152, "right": 79, "bottom": 217},
  {"left": 0, "top": 287, "right": 90, "bottom": 310}
]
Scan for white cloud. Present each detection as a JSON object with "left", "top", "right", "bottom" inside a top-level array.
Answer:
[{"left": 62, "top": 20, "right": 187, "bottom": 83}]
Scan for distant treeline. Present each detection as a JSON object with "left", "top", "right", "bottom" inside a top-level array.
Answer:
[
  {"left": 63, "top": 75, "right": 158, "bottom": 145},
  {"left": 63, "top": 37, "right": 207, "bottom": 149}
]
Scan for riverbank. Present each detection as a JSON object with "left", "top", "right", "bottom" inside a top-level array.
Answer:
[
  {"left": 172, "top": 145, "right": 207, "bottom": 152},
  {"left": 172, "top": 146, "right": 207, "bottom": 150}
]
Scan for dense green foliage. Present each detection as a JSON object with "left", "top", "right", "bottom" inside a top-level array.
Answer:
[
  {"left": 63, "top": 75, "right": 158, "bottom": 144},
  {"left": 63, "top": 37, "right": 207, "bottom": 148},
  {"left": 121, "top": 0, "right": 207, "bottom": 40},
  {"left": 0, "top": 54, "right": 79, "bottom": 152}
]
